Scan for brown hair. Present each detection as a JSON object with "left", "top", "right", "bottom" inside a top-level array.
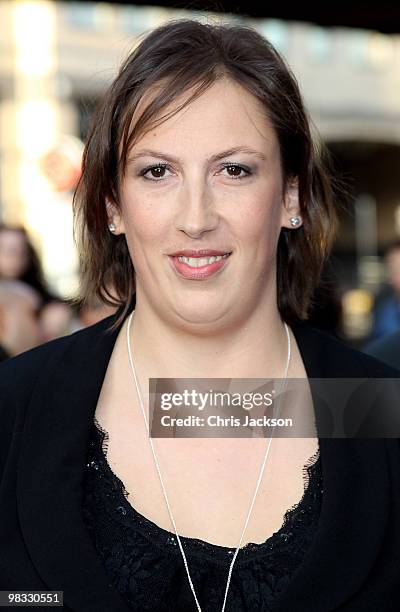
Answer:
[{"left": 72, "top": 18, "right": 339, "bottom": 332}]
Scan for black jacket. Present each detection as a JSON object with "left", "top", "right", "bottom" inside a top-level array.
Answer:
[{"left": 1, "top": 308, "right": 400, "bottom": 612}]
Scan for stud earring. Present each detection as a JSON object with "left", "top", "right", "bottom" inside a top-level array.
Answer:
[
  {"left": 290, "top": 216, "right": 301, "bottom": 227},
  {"left": 108, "top": 222, "right": 116, "bottom": 232}
]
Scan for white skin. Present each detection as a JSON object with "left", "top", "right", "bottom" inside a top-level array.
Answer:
[{"left": 107, "top": 77, "right": 302, "bottom": 382}]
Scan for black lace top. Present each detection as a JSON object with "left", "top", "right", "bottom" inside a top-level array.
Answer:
[{"left": 82, "top": 418, "right": 324, "bottom": 612}]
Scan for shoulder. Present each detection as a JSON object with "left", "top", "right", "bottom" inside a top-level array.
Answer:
[
  {"left": 291, "top": 320, "right": 400, "bottom": 378},
  {"left": 0, "top": 336, "right": 68, "bottom": 407},
  {"left": 0, "top": 313, "right": 117, "bottom": 404},
  {"left": 0, "top": 313, "right": 120, "bottom": 474}
]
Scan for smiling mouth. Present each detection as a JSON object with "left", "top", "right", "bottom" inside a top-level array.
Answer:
[
  {"left": 176, "top": 253, "right": 231, "bottom": 267},
  {"left": 168, "top": 252, "right": 232, "bottom": 279}
]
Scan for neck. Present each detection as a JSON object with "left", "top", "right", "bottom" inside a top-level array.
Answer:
[{"left": 127, "top": 297, "right": 290, "bottom": 381}]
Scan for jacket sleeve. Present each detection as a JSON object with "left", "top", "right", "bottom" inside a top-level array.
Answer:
[{"left": 0, "top": 343, "right": 55, "bottom": 486}]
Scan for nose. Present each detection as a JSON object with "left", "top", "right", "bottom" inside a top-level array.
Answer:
[{"left": 174, "top": 181, "right": 219, "bottom": 238}]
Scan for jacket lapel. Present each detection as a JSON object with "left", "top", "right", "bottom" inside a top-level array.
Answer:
[{"left": 17, "top": 313, "right": 390, "bottom": 612}]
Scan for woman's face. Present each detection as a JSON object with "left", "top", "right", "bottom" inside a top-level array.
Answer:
[
  {"left": 112, "top": 77, "right": 299, "bottom": 327},
  {"left": 0, "top": 230, "right": 29, "bottom": 279}
]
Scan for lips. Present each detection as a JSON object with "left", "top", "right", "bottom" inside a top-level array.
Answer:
[{"left": 168, "top": 251, "right": 232, "bottom": 280}]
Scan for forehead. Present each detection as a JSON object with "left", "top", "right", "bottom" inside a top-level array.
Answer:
[{"left": 126, "top": 77, "right": 279, "bottom": 157}]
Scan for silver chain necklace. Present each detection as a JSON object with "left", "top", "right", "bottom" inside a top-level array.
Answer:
[{"left": 126, "top": 309, "right": 291, "bottom": 612}]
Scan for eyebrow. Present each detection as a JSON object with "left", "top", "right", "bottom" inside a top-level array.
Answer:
[{"left": 127, "top": 146, "right": 267, "bottom": 164}]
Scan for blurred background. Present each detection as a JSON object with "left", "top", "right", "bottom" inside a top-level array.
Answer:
[{"left": 1, "top": 1, "right": 400, "bottom": 365}]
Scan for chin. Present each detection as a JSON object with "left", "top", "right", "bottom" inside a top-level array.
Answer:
[{"left": 170, "top": 303, "right": 231, "bottom": 328}]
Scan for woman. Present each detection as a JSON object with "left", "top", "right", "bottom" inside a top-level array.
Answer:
[
  {"left": 0, "top": 223, "right": 75, "bottom": 343},
  {"left": 0, "top": 223, "right": 55, "bottom": 306},
  {"left": 0, "top": 19, "right": 399, "bottom": 612}
]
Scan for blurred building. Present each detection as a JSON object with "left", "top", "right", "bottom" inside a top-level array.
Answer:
[{"left": 0, "top": 1, "right": 399, "bottom": 339}]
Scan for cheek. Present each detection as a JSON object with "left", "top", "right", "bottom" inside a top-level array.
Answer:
[
  {"left": 121, "top": 200, "right": 169, "bottom": 258},
  {"left": 236, "top": 190, "right": 282, "bottom": 242}
]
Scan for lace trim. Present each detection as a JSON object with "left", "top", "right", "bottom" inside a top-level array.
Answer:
[{"left": 89, "top": 416, "right": 322, "bottom": 564}]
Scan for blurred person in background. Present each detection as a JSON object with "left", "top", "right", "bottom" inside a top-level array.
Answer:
[
  {"left": 0, "top": 280, "right": 41, "bottom": 360},
  {"left": 38, "top": 299, "right": 77, "bottom": 343},
  {"left": 37, "top": 292, "right": 123, "bottom": 342},
  {"left": 368, "top": 240, "right": 400, "bottom": 341},
  {"left": 0, "top": 223, "right": 81, "bottom": 343},
  {"left": 0, "top": 223, "right": 57, "bottom": 306}
]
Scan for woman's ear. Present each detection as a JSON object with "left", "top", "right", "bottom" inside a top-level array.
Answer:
[
  {"left": 106, "top": 200, "right": 125, "bottom": 235},
  {"left": 280, "top": 177, "right": 302, "bottom": 230}
]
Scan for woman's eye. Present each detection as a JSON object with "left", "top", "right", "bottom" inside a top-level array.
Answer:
[
  {"left": 221, "top": 163, "right": 252, "bottom": 180},
  {"left": 140, "top": 163, "right": 171, "bottom": 181}
]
